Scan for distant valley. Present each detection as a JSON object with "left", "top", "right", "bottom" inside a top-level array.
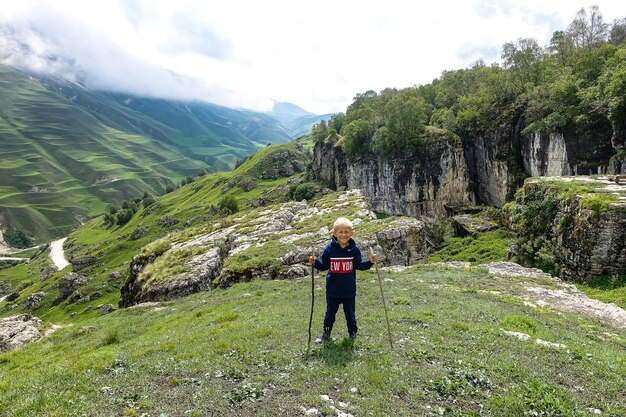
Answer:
[{"left": 0, "top": 64, "right": 331, "bottom": 245}]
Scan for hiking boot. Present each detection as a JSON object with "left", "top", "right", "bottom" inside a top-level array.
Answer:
[
  {"left": 349, "top": 332, "right": 357, "bottom": 340},
  {"left": 315, "top": 328, "right": 331, "bottom": 343}
]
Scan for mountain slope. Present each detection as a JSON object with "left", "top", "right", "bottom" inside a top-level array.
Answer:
[
  {"left": 270, "top": 101, "right": 333, "bottom": 138},
  {"left": 0, "top": 65, "right": 200, "bottom": 242},
  {"left": 0, "top": 65, "right": 317, "bottom": 244}
]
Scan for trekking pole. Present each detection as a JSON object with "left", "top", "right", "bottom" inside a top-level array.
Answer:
[
  {"left": 307, "top": 251, "right": 315, "bottom": 350},
  {"left": 371, "top": 247, "right": 393, "bottom": 348}
]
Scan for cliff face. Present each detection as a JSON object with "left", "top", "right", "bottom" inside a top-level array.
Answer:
[
  {"left": 310, "top": 133, "right": 348, "bottom": 189},
  {"left": 312, "top": 138, "right": 475, "bottom": 216},
  {"left": 521, "top": 131, "right": 616, "bottom": 176},
  {"left": 311, "top": 136, "right": 510, "bottom": 214},
  {"left": 312, "top": 129, "right": 620, "bottom": 215},
  {"left": 506, "top": 178, "right": 626, "bottom": 280},
  {"left": 344, "top": 140, "right": 475, "bottom": 216},
  {"left": 522, "top": 132, "right": 572, "bottom": 177},
  {"left": 463, "top": 133, "right": 520, "bottom": 207}
]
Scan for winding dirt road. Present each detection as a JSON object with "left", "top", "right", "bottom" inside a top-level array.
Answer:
[{"left": 50, "top": 238, "right": 70, "bottom": 270}]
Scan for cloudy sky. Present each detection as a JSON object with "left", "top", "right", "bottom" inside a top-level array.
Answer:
[{"left": 0, "top": 0, "right": 623, "bottom": 115}]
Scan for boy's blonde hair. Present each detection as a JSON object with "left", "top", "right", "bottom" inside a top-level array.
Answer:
[{"left": 333, "top": 217, "right": 353, "bottom": 230}]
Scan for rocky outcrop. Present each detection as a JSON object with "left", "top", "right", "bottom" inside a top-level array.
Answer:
[
  {"left": 99, "top": 304, "right": 117, "bottom": 315},
  {"left": 608, "top": 153, "right": 626, "bottom": 174},
  {"left": 257, "top": 150, "right": 307, "bottom": 180},
  {"left": 560, "top": 199, "right": 626, "bottom": 279},
  {"left": 120, "top": 190, "right": 431, "bottom": 307},
  {"left": 121, "top": 247, "right": 223, "bottom": 307},
  {"left": 312, "top": 129, "right": 620, "bottom": 216},
  {"left": 0, "top": 314, "right": 41, "bottom": 352},
  {"left": 25, "top": 292, "right": 47, "bottom": 309},
  {"left": 521, "top": 132, "right": 572, "bottom": 177},
  {"left": 374, "top": 218, "right": 427, "bottom": 265},
  {"left": 57, "top": 272, "right": 87, "bottom": 301},
  {"left": 311, "top": 134, "right": 348, "bottom": 189},
  {"left": 451, "top": 214, "right": 499, "bottom": 237},
  {"left": 312, "top": 137, "right": 475, "bottom": 216},
  {"left": 506, "top": 177, "right": 626, "bottom": 280},
  {"left": 70, "top": 256, "right": 98, "bottom": 271}
]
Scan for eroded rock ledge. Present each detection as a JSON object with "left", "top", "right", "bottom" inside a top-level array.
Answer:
[{"left": 120, "top": 190, "right": 429, "bottom": 307}]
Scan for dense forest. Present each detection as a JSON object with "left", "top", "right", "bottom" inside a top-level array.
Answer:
[{"left": 313, "top": 5, "right": 626, "bottom": 160}]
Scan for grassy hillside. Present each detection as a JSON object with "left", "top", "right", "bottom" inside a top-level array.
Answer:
[
  {"left": 0, "top": 140, "right": 314, "bottom": 323},
  {"left": 0, "top": 64, "right": 307, "bottom": 244},
  {"left": 1, "top": 264, "right": 625, "bottom": 416},
  {"left": 0, "top": 65, "right": 200, "bottom": 242},
  {"left": 1, "top": 138, "right": 625, "bottom": 416}
]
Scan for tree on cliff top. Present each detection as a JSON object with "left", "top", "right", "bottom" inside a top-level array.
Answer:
[{"left": 332, "top": 5, "right": 624, "bottom": 159}]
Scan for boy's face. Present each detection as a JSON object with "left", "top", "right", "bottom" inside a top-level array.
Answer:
[{"left": 333, "top": 225, "right": 353, "bottom": 246}]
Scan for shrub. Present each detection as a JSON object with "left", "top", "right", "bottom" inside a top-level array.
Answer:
[
  {"left": 3, "top": 229, "right": 32, "bottom": 249},
  {"left": 289, "top": 183, "right": 317, "bottom": 201},
  {"left": 142, "top": 194, "right": 156, "bottom": 208},
  {"left": 219, "top": 196, "right": 239, "bottom": 214},
  {"left": 103, "top": 213, "right": 116, "bottom": 228},
  {"left": 116, "top": 209, "right": 134, "bottom": 226}
]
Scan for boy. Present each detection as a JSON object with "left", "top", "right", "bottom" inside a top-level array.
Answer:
[{"left": 309, "top": 217, "right": 377, "bottom": 342}]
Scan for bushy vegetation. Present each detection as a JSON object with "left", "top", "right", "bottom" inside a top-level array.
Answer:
[
  {"left": 312, "top": 6, "right": 626, "bottom": 160},
  {"left": 218, "top": 195, "right": 239, "bottom": 214},
  {"left": 288, "top": 182, "right": 318, "bottom": 201},
  {"left": 2, "top": 229, "right": 32, "bottom": 249},
  {"left": 102, "top": 192, "right": 157, "bottom": 228}
]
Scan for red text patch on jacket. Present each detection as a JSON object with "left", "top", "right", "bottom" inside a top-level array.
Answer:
[{"left": 330, "top": 257, "right": 354, "bottom": 274}]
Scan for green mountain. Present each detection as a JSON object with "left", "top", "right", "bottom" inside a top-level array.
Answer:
[
  {"left": 0, "top": 65, "right": 325, "bottom": 244},
  {"left": 270, "top": 101, "right": 334, "bottom": 138}
]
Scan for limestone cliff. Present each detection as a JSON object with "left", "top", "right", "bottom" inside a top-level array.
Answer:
[
  {"left": 312, "top": 137, "right": 475, "bottom": 216},
  {"left": 310, "top": 133, "right": 347, "bottom": 189},
  {"left": 521, "top": 132, "right": 572, "bottom": 177},
  {"left": 505, "top": 177, "right": 626, "bottom": 280},
  {"left": 521, "top": 131, "right": 616, "bottom": 176},
  {"left": 312, "top": 128, "right": 619, "bottom": 215},
  {"left": 462, "top": 133, "right": 521, "bottom": 207}
]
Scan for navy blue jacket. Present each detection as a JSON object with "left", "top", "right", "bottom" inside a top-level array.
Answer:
[{"left": 314, "top": 236, "right": 373, "bottom": 297}]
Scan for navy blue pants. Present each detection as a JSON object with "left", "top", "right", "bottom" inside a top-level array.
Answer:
[{"left": 324, "top": 295, "right": 357, "bottom": 336}]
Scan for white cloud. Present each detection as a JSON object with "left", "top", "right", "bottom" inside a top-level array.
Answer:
[{"left": 0, "top": 0, "right": 623, "bottom": 114}]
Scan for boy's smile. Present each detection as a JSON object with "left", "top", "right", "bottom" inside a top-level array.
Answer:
[{"left": 334, "top": 225, "right": 353, "bottom": 248}]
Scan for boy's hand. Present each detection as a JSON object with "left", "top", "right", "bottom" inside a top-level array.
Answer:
[
  {"left": 368, "top": 247, "right": 378, "bottom": 264},
  {"left": 309, "top": 255, "right": 316, "bottom": 265}
]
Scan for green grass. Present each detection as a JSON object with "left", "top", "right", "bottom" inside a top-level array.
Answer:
[
  {"left": 427, "top": 229, "right": 510, "bottom": 265},
  {"left": 528, "top": 178, "right": 626, "bottom": 214},
  {"left": 575, "top": 274, "right": 626, "bottom": 309},
  {"left": 1, "top": 266, "right": 625, "bottom": 416}
]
